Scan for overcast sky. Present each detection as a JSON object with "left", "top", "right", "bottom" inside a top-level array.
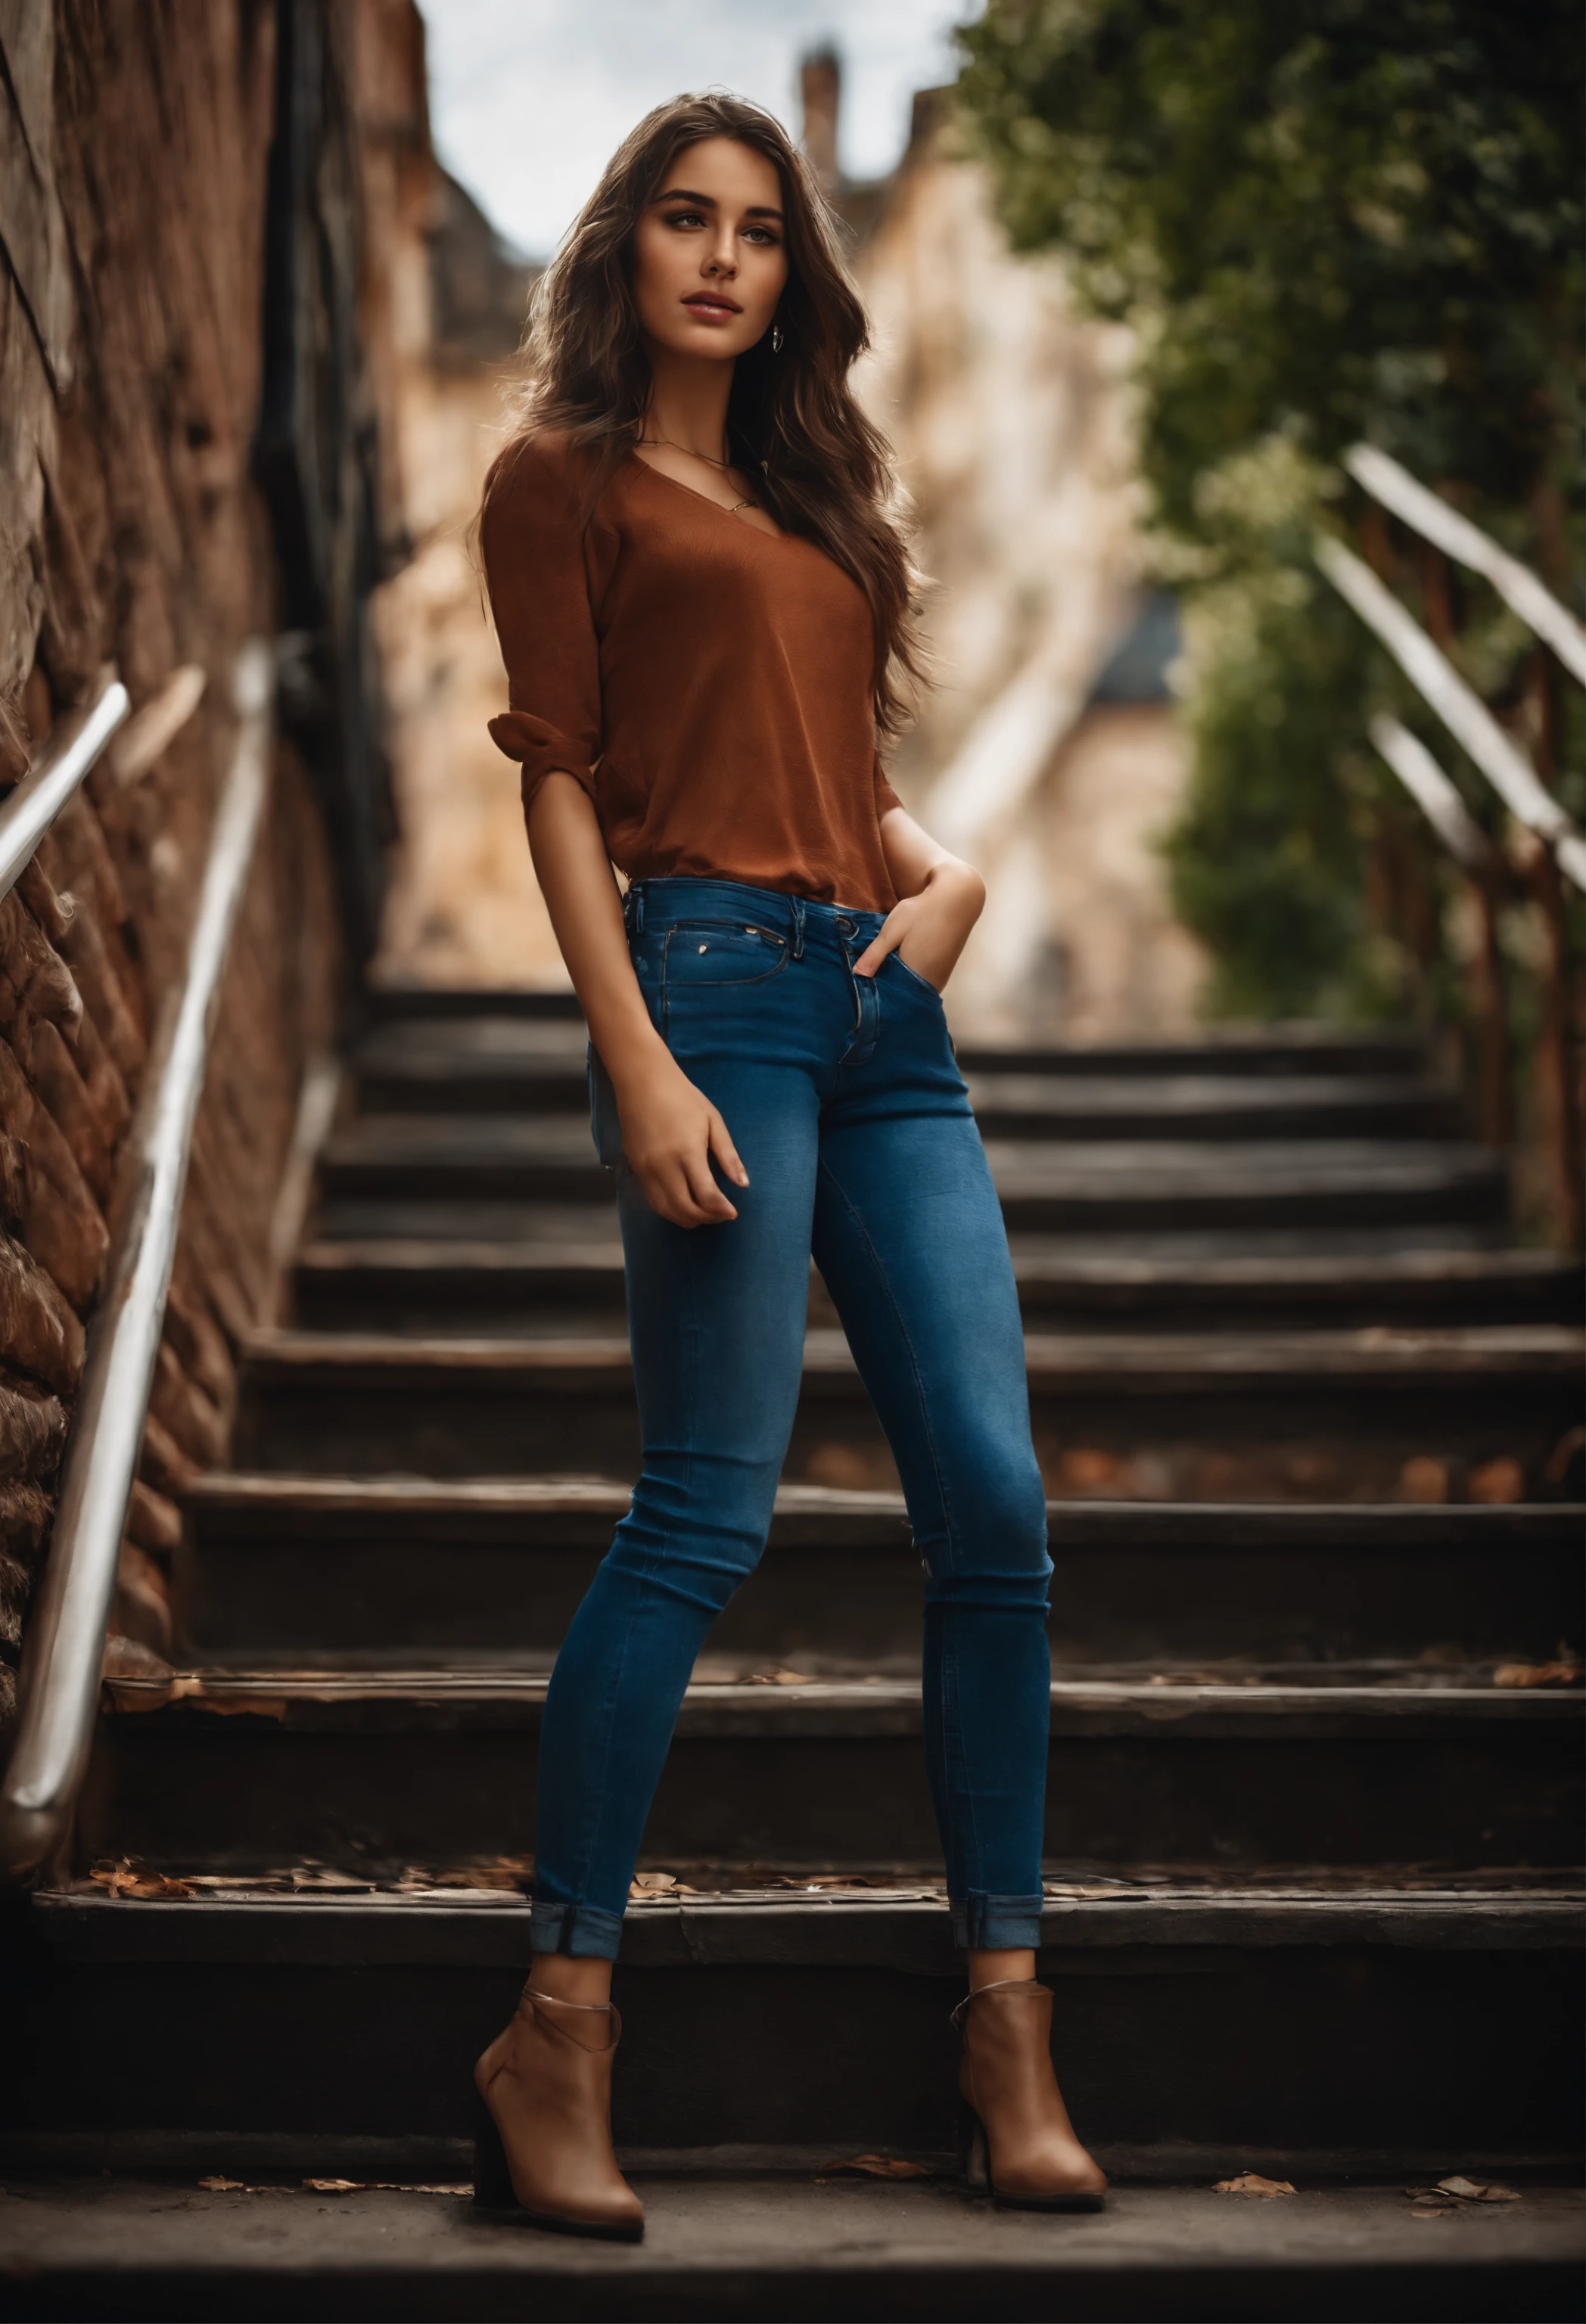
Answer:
[{"left": 417, "top": 0, "right": 975, "bottom": 259}]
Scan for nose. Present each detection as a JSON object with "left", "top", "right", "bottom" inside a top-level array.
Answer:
[{"left": 703, "top": 231, "right": 737, "bottom": 279}]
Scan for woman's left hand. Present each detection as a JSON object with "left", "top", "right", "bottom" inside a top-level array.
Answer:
[{"left": 853, "top": 858, "right": 986, "bottom": 993}]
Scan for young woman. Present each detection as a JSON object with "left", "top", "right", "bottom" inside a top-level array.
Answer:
[{"left": 471, "top": 92, "right": 1106, "bottom": 2240}]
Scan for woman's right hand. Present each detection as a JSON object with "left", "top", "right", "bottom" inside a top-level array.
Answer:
[
  {"left": 612, "top": 1048, "right": 748, "bottom": 1227},
  {"left": 521, "top": 778, "right": 747, "bottom": 1228}
]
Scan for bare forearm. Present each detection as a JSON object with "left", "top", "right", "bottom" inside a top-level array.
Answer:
[
  {"left": 524, "top": 772, "right": 745, "bottom": 1227},
  {"left": 525, "top": 775, "right": 667, "bottom": 1083},
  {"left": 879, "top": 805, "right": 984, "bottom": 911}
]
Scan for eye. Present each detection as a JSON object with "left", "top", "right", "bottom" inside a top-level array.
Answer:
[
  {"left": 664, "top": 208, "right": 706, "bottom": 230},
  {"left": 742, "top": 226, "right": 782, "bottom": 247}
]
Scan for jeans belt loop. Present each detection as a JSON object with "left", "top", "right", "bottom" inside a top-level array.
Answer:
[
  {"left": 626, "top": 884, "right": 644, "bottom": 937},
  {"left": 790, "top": 895, "right": 805, "bottom": 959}
]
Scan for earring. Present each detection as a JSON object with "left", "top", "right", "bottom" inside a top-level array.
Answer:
[{"left": 771, "top": 322, "right": 785, "bottom": 355}]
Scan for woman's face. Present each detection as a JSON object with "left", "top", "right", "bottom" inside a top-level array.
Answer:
[{"left": 630, "top": 136, "right": 789, "bottom": 365}]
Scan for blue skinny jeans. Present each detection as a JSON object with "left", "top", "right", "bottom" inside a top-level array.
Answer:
[{"left": 530, "top": 877, "right": 1053, "bottom": 1959}]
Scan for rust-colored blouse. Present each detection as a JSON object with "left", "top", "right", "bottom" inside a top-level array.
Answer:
[{"left": 480, "top": 433, "right": 902, "bottom": 912}]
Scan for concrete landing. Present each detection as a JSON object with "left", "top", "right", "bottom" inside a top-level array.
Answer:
[{"left": 1, "top": 2174, "right": 1579, "bottom": 2320}]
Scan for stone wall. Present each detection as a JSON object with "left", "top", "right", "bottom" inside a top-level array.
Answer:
[{"left": 0, "top": 1, "right": 424, "bottom": 1724}]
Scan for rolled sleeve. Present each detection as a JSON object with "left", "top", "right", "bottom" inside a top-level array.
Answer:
[{"left": 480, "top": 437, "right": 602, "bottom": 816}]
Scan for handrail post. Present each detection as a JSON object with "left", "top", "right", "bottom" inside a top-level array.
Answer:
[
  {"left": 1366, "top": 713, "right": 1513, "bottom": 1147},
  {"left": 0, "top": 642, "right": 274, "bottom": 1879}
]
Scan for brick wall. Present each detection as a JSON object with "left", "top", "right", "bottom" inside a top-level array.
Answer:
[{"left": 0, "top": 1, "right": 430, "bottom": 1721}]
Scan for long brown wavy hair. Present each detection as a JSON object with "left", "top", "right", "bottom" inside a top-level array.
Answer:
[{"left": 484, "top": 92, "right": 925, "bottom": 738}]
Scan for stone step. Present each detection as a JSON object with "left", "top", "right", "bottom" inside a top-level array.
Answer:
[
  {"left": 353, "top": 1018, "right": 590, "bottom": 1115},
  {"left": 79, "top": 1667, "right": 1584, "bottom": 1875},
  {"left": 969, "top": 1073, "right": 1466, "bottom": 1141},
  {"left": 310, "top": 1197, "right": 1521, "bottom": 1254},
  {"left": 0, "top": 2173, "right": 1578, "bottom": 2324},
  {"left": 290, "top": 1236, "right": 1581, "bottom": 1334},
  {"left": 359, "top": 991, "right": 1429, "bottom": 1077},
  {"left": 232, "top": 1326, "right": 1586, "bottom": 1500},
  {"left": 8, "top": 1883, "right": 1580, "bottom": 2192},
  {"left": 316, "top": 1122, "right": 1509, "bottom": 1232},
  {"left": 954, "top": 1032, "right": 1432, "bottom": 1079},
  {"left": 353, "top": 1035, "right": 1466, "bottom": 1141},
  {"left": 176, "top": 1477, "right": 1586, "bottom": 1673},
  {"left": 362, "top": 984, "right": 584, "bottom": 1023},
  {"left": 998, "top": 1244, "right": 1579, "bottom": 1328}
]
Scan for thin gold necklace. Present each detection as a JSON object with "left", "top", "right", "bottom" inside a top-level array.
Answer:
[
  {"left": 638, "top": 433, "right": 760, "bottom": 513},
  {"left": 639, "top": 433, "right": 732, "bottom": 468}
]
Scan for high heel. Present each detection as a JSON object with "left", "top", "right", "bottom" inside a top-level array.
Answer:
[
  {"left": 957, "top": 2097, "right": 990, "bottom": 2193},
  {"left": 470, "top": 2088, "right": 516, "bottom": 2213},
  {"left": 952, "top": 1979, "right": 1107, "bottom": 2214},
  {"left": 472, "top": 1985, "right": 645, "bottom": 2242}
]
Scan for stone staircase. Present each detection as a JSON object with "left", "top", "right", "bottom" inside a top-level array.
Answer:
[{"left": 5, "top": 990, "right": 1582, "bottom": 2319}]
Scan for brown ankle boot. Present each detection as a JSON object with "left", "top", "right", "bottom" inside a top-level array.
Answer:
[
  {"left": 954, "top": 1978, "right": 1107, "bottom": 2212},
  {"left": 472, "top": 1986, "right": 644, "bottom": 2240}
]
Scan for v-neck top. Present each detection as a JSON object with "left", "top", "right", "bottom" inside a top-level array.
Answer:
[{"left": 480, "top": 431, "right": 902, "bottom": 912}]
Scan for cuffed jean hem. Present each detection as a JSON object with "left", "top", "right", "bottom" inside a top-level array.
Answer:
[
  {"left": 528, "top": 1899, "right": 624, "bottom": 1959},
  {"left": 950, "top": 1893, "right": 1045, "bottom": 1950}
]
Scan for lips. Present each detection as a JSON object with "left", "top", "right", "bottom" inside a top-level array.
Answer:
[{"left": 683, "top": 293, "right": 742, "bottom": 315}]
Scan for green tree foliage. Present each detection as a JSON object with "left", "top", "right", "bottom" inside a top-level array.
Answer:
[{"left": 956, "top": 0, "right": 1584, "bottom": 1018}]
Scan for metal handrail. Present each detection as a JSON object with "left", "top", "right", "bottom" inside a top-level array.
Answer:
[
  {"left": 0, "top": 673, "right": 130, "bottom": 903},
  {"left": 0, "top": 640, "right": 274, "bottom": 1878},
  {"left": 1317, "top": 535, "right": 1586, "bottom": 894}
]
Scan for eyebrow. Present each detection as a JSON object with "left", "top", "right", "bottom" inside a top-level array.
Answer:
[{"left": 655, "top": 185, "right": 785, "bottom": 220}]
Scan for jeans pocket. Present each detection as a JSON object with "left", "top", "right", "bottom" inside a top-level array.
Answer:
[
  {"left": 886, "top": 951, "right": 944, "bottom": 1000},
  {"left": 663, "top": 922, "right": 789, "bottom": 990}
]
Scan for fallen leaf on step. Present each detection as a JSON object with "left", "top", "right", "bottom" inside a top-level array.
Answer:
[
  {"left": 817, "top": 2155, "right": 934, "bottom": 2179},
  {"left": 1396, "top": 1456, "right": 1448, "bottom": 1504},
  {"left": 628, "top": 1872, "right": 696, "bottom": 1897},
  {"left": 1059, "top": 1448, "right": 1120, "bottom": 1492},
  {"left": 197, "top": 2177, "right": 249, "bottom": 2192},
  {"left": 767, "top": 1872, "right": 896, "bottom": 1891},
  {"left": 1469, "top": 1457, "right": 1525, "bottom": 1505},
  {"left": 1404, "top": 2166, "right": 1516, "bottom": 2203},
  {"left": 1494, "top": 1661, "right": 1581, "bottom": 1689},
  {"left": 804, "top": 1443, "right": 881, "bottom": 1491},
  {"left": 89, "top": 1856, "right": 194, "bottom": 1900},
  {"left": 747, "top": 1667, "right": 813, "bottom": 1686},
  {"left": 295, "top": 2180, "right": 471, "bottom": 2196},
  {"left": 100, "top": 1634, "right": 173, "bottom": 1684},
  {"left": 1213, "top": 2173, "right": 1295, "bottom": 2198}
]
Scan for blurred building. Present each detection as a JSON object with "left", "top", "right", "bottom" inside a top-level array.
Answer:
[
  {"left": 845, "top": 82, "right": 1203, "bottom": 1036},
  {"left": 372, "top": 48, "right": 1205, "bottom": 1032},
  {"left": 365, "top": 75, "right": 564, "bottom": 988}
]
